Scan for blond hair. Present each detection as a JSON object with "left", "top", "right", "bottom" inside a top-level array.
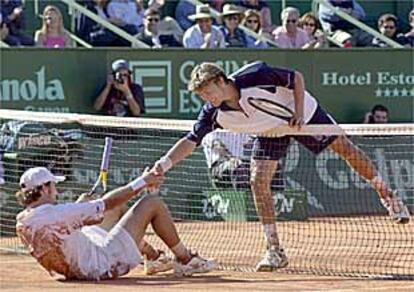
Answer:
[
  {"left": 188, "top": 63, "right": 226, "bottom": 92},
  {"left": 41, "top": 5, "right": 65, "bottom": 35}
]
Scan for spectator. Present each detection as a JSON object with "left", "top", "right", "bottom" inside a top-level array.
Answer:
[
  {"left": 235, "top": 0, "right": 273, "bottom": 34},
  {"left": 107, "top": 0, "right": 144, "bottom": 35},
  {"left": 135, "top": 8, "right": 181, "bottom": 48},
  {"left": 175, "top": 0, "right": 225, "bottom": 31},
  {"left": 405, "top": 9, "right": 414, "bottom": 47},
  {"left": 202, "top": 131, "right": 284, "bottom": 191},
  {"left": 0, "top": 14, "right": 10, "bottom": 43},
  {"left": 364, "top": 104, "right": 389, "bottom": 124},
  {"left": 34, "top": 5, "right": 75, "bottom": 48},
  {"left": 372, "top": 14, "right": 408, "bottom": 47},
  {"left": 94, "top": 59, "right": 145, "bottom": 117},
  {"left": 272, "top": 7, "right": 310, "bottom": 49},
  {"left": 298, "top": 12, "right": 328, "bottom": 49},
  {"left": 202, "top": 131, "right": 250, "bottom": 190},
  {"left": 0, "top": 0, "right": 34, "bottom": 46},
  {"left": 240, "top": 9, "right": 269, "bottom": 48},
  {"left": 76, "top": 0, "right": 120, "bottom": 46},
  {"left": 183, "top": 4, "right": 225, "bottom": 49},
  {"left": 318, "top": 0, "right": 372, "bottom": 47},
  {"left": 146, "top": 0, "right": 184, "bottom": 44},
  {"left": 219, "top": 4, "right": 253, "bottom": 48}
]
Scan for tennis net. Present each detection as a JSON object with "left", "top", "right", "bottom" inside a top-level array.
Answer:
[{"left": 0, "top": 109, "right": 413, "bottom": 279}]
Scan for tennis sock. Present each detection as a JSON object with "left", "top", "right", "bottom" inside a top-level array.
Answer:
[
  {"left": 263, "top": 224, "right": 279, "bottom": 248},
  {"left": 171, "top": 241, "right": 190, "bottom": 263}
]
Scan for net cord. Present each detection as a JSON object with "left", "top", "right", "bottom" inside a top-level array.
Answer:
[{"left": 0, "top": 109, "right": 413, "bottom": 136}]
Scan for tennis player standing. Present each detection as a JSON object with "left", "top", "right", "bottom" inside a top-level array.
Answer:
[
  {"left": 15, "top": 167, "right": 216, "bottom": 280},
  {"left": 152, "top": 61, "right": 410, "bottom": 272}
]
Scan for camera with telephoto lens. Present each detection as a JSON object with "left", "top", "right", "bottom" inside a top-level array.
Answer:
[{"left": 114, "top": 71, "right": 124, "bottom": 84}]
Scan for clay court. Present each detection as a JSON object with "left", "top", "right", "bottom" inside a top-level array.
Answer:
[
  {"left": 2, "top": 253, "right": 414, "bottom": 291},
  {"left": 1, "top": 217, "right": 413, "bottom": 291}
]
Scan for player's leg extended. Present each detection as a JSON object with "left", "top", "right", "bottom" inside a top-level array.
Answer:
[
  {"left": 115, "top": 194, "right": 216, "bottom": 275},
  {"left": 251, "top": 158, "right": 288, "bottom": 271},
  {"left": 328, "top": 136, "right": 410, "bottom": 223},
  {"left": 251, "top": 159, "right": 280, "bottom": 243}
]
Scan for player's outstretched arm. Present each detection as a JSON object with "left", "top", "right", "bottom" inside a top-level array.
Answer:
[
  {"left": 101, "top": 168, "right": 164, "bottom": 211},
  {"left": 153, "top": 137, "right": 197, "bottom": 174}
]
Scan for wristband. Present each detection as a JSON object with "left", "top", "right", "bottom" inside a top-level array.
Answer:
[
  {"left": 158, "top": 156, "right": 173, "bottom": 172},
  {"left": 127, "top": 177, "right": 146, "bottom": 191}
]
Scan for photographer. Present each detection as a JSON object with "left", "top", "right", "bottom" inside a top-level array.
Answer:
[
  {"left": 363, "top": 104, "right": 389, "bottom": 124},
  {"left": 94, "top": 59, "right": 145, "bottom": 117}
]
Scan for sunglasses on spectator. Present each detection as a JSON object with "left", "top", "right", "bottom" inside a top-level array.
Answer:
[
  {"left": 286, "top": 19, "right": 297, "bottom": 24},
  {"left": 304, "top": 22, "right": 316, "bottom": 27},
  {"left": 383, "top": 25, "right": 395, "bottom": 29},
  {"left": 246, "top": 19, "right": 259, "bottom": 24},
  {"left": 147, "top": 18, "right": 160, "bottom": 23}
]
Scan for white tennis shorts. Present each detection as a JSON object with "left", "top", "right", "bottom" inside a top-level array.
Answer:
[{"left": 78, "top": 225, "right": 142, "bottom": 279}]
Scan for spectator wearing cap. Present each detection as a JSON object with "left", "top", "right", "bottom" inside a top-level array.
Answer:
[
  {"left": 219, "top": 4, "right": 254, "bottom": 48},
  {"left": 135, "top": 9, "right": 181, "bottom": 48},
  {"left": 372, "top": 14, "right": 408, "bottom": 48},
  {"left": 183, "top": 4, "right": 225, "bottom": 49},
  {"left": 240, "top": 9, "right": 269, "bottom": 48},
  {"left": 404, "top": 9, "right": 414, "bottom": 47},
  {"left": 235, "top": 0, "right": 273, "bottom": 34},
  {"left": 272, "top": 7, "right": 310, "bottom": 49},
  {"left": 0, "top": 0, "right": 34, "bottom": 46},
  {"left": 175, "top": 0, "right": 225, "bottom": 31},
  {"left": 94, "top": 59, "right": 145, "bottom": 117}
]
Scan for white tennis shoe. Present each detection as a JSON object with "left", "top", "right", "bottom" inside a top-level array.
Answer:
[
  {"left": 174, "top": 253, "right": 217, "bottom": 276},
  {"left": 144, "top": 250, "right": 174, "bottom": 275},
  {"left": 256, "top": 246, "right": 288, "bottom": 272},
  {"left": 381, "top": 191, "right": 410, "bottom": 224}
]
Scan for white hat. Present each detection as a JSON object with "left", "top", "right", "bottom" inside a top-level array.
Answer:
[
  {"left": 20, "top": 167, "right": 65, "bottom": 189},
  {"left": 188, "top": 4, "right": 213, "bottom": 21},
  {"left": 221, "top": 4, "right": 242, "bottom": 17}
]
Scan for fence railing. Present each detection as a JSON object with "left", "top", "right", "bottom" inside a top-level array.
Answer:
[{"left": 312, "top": 0, "right": 404, "bottom": 48}]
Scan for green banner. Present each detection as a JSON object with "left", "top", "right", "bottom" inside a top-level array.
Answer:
[{"left": 1, "top": 49, "right": 413, "bottom": 122}]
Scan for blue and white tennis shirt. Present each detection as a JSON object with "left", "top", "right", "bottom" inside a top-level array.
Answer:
[{"left": 186, "top": 61, "right": 319, "bottom": 145}]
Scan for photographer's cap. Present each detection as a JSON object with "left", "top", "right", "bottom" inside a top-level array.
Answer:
[
  {"left": 112, "top": 59, "right": 130, "bottom": 72},
  {"left": 20, "top": 167, "right": 65, "bottom": 189}
]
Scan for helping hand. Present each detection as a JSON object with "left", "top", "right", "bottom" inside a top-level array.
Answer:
[{"left": 142, "top": 167, "right": 164, "bottom": 191}]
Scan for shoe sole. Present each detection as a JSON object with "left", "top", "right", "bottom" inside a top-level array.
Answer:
[
  {"left": 256, "top": 261, "right": 289, "bottom": 272},
  {"left": 395, "top": 217, "right": 410, "bottom": 224}
]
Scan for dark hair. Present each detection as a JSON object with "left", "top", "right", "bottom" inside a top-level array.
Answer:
[
  {"left": 144, "top": 8, "right": 160, "bottom": 18},
  {"left": 371, "top": 104, "right": 389, "bottom": 114},
  {"left": 15, "top": 182, "right": 51, "bottom": 207},
  {"left": 378, "top": 14, "right": 398, "bottom": 28},
  {"left": 299, "top": 12, "right": 322, "bottom": 32}
]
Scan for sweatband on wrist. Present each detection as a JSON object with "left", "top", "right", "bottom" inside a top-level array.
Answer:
[
  {"left": 127, "top": 177, "right": 146, "bottom": 191},
  {"left": 158, "top": 156, "right": 173, "bottom": 172}
]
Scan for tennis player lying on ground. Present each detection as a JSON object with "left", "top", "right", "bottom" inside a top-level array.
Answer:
[
  {"left": 152, "top": 61, "right": 410, "bottom": 272},
  {"left": 15, "top": 167, "right": 216, "bottom": 280}
]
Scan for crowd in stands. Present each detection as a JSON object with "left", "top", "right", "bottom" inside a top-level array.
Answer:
[{"left": 1, "top": 0, "right": 413, "bottom": 48}]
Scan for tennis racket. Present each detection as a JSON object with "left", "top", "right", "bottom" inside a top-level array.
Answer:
[
  {"left": 247, "top": 97, "right": 294, "bottom": 121},
  {"left": 89, "top": 137, "right": 113, "bottom": 195}
]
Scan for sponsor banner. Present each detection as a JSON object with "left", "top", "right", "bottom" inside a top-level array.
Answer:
[{"left": 1, "top": 49, "right": 413, "bottom": 122}]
